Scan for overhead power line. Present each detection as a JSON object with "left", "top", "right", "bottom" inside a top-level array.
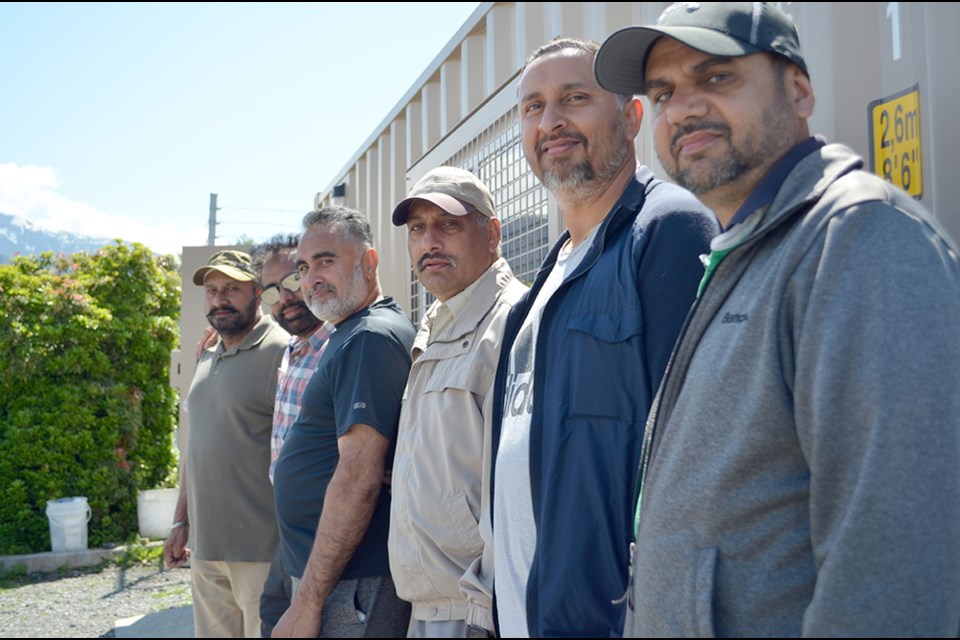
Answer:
[{"left": 219, "top": 206, "right": 308, "bottom": 214}]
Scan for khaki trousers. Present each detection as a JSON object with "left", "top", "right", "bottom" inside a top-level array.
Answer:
[{"left": 191, "top": 558, "right": 272, "bottom": 638}]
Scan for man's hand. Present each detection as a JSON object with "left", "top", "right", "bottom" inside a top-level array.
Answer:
[
  {"left": 162, "top": 524, "right": 190, "bottom": 568},
  {"left": 271, "top": 599, "right": 322, "bottom": 638},
  {"left": 195, "top": 326, "right": 218, "bottom": 362}
]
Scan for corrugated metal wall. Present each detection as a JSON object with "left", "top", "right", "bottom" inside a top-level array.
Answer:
[{"left": 313, "top": 2, "right": 960, "bottom": 317}]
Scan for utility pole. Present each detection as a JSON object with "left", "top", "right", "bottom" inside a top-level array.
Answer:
[{"left": 207, "top": 193, "right": 218, "bottom": 246}]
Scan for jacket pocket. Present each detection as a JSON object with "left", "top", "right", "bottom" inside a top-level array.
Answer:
[
  {"left": 446, "top": 490, "right": 484, "bottom": 557},
  {"left": 566, "top": 305, "right": 644, "bottom": 343},
  {"left": 422, "top": 358, "right": 493, "bottom": 397},
  {"left": 563, "top": 306, "right": 646, "bottom": 419},
  {"left": 694, "top": 546, "right": 718, "bottom": 638},
  {"left": 628, "top": 535, "right": 718, "bottom": 637}
]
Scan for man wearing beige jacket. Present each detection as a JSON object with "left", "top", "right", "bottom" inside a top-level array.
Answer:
[{"left": 388, "top": 166, "right": 527, "bottom": 637}]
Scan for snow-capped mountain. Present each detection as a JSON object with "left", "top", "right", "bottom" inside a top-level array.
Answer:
[{"left": 0, "top": 212, "right": 116, "bottom": 263}]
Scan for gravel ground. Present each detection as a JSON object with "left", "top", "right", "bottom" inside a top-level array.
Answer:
[{"left": 0, "top": 560, "right": 192, "bottom": 638}]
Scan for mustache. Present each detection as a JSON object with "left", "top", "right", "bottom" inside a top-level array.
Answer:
[
  {"left": 280, "top": 300, "right": 309, "bottom": 314},
  {"left": 207, "top": 305, "right": 238, "bottom": 317},
  {"left": 535, "top": 131, "right": 588, "bottom": 158},
  {"left": 308, "top": 283, "right": 336, "bottom": 297},
  {"left": 416, "top": 253, "right": 457, "bottom": 272},
  {"left": 670, "top": 120, "right": 731, "bottom": 154}
]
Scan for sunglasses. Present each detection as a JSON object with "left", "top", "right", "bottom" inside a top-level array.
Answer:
[{"left": 260, "top": 271, "right": 301, "bottom": 305}]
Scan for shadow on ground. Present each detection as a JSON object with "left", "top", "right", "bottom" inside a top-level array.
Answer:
[{"left": 106, "top": 604, "right": 194, "bottom": 638}]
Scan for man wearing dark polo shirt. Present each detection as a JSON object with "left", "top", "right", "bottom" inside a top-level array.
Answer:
[{"left": 272, "top": 206, "right": 415, "bottom": 638}]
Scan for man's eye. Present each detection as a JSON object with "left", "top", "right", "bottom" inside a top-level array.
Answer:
[
  {"left": 653, "top": 90, "right": 672, "bottom": 104},
  {"left": 523, "top": 102, "right": 543, "bottom": 115}
]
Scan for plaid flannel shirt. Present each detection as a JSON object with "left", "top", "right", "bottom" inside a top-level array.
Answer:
[{"left": 269, "top": 323, "right": 332, "bottom": 482}]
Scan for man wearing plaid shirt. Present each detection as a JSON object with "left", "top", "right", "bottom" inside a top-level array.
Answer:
[
  {"left": 251, "top": 234, "right": 333, "bottom": 637},
  {"left": 269, "top": 319, "right": 331, "bottom": 480}
]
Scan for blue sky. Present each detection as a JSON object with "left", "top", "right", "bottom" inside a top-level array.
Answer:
[{"left": 0, "top": 2, "right": 481, "bottom": 255}]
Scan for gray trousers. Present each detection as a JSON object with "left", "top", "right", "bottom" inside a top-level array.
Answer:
[
  {"left": 259, "top": 545, "right": 291, "bottom": 638},
  {"left": 290, "top": 573, "right": 410, "bottom": 638}
]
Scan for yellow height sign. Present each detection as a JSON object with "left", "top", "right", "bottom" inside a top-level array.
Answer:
[{"left": 868, "top": 84, "right": 922, "bottom": 198}]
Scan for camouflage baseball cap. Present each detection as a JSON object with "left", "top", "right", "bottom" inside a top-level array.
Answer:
[{"left": 191, "top": 249, "right": 258, "bottom": 286}]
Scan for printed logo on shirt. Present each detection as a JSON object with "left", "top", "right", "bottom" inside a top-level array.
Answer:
[
  {"left": 721, "top": 312, "right": 748, "bottom": 324},
  {"left": 504, "top": 323, "right": 534, "bottom": 418},
  {"left": 353, "top": 401, "right": 367, "bottom": 409}
]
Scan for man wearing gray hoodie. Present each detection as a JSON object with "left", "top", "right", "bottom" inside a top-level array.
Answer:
[{"left": 595, "top": 2, "right": 960, "bottom": 636}]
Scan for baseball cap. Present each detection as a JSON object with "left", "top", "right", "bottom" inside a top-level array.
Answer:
[
  {"left": 392, "top": 166, "right": 496, "bottom": 226},
  {"left": 192, "top": 249, "right": 258, "bottom": 286},
  {"left": 594, "top": 2, "right": 807, "bottom": 95}
]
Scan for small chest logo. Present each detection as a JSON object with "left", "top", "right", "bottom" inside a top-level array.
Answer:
[{"left": 721, "top": 312, "right": 749, "bottom": 324}]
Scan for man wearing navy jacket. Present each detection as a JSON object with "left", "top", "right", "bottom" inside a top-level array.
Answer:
[{"left": 490, "top": 37, "right": 718, "bottom": 637}]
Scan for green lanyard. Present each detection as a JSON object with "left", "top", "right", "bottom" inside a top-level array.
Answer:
[{"left": 696, "top": 246, "right": 735, "bottom": 299}]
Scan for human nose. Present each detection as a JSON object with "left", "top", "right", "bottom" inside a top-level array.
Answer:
[
  {"left": 420, "top": 223, "right": 443, "bottom": 253},
  {"left": 663, "top": 85, "right": 709, "bottom": 126},
  {"left": 301, "top": 267, "right": 320, "bottom": 290},
  {"left": 538, "top": 100, "right": 568, "bottom": 135},
  {"left": 279, "top": 284, "right": 299, "bottom": 302}
]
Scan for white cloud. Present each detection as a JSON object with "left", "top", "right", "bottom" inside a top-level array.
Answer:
[{"left": 0, "top": 163, "right": 205, "bottom": 255}]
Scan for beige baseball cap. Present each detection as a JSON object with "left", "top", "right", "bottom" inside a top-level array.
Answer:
[{"left": 392, "top": 166, "right": 496, "bottom": 226}]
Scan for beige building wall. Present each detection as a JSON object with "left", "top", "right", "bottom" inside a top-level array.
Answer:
[
  {"left": 174, "top": 1, "right": 960, "bottom": 407},
  {"left": 171, "top": 2, "right": 960, "bottom": 458},
  {"left": 313, "top": 1, "right": 959, "bottom": 321}
]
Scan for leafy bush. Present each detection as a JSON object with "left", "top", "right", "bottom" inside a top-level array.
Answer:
[{"left": 0, "top": 242, "right": 180, "bottom": 554}]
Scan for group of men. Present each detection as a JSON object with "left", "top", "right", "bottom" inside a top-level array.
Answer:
[{"left": 166, "top": 3, "right": 960, "bottom": 638}]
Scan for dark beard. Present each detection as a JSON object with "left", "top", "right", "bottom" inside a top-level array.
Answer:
[
  {"left": 276, "top": 300, "right": 321, "bottom": 337},
  {"left": 207, "top": 295, "right": 258, "bottom": 337}
]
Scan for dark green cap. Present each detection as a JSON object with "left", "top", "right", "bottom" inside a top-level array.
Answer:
[{"left": 595, "top": 2, "right": 807, "bottom": 95}]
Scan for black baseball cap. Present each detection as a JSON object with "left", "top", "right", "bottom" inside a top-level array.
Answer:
[{"left": 595, "top": 2, "right": 807, "bottom": 95}]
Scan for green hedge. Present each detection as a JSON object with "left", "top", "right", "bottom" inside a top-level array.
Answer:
[{"left": 0, "top": 242, "right": 180, "bottom": 554}]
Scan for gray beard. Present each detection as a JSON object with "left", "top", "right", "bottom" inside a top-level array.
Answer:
[
  {"left": 306, "top": 262, "right": 368, "bottom": 323},
  {"left": 540, "top": 129, "right": 630, "bottom": 207}
]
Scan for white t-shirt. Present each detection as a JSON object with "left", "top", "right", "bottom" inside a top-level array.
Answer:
[{"left": 493, "top": 234, "right": 594, "bottom": 637}]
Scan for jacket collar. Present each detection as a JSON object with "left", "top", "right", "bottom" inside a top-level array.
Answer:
[
  {"left": 535, "top": 168, "right": 654, "bottom": 288},
  {"left": 413, "top": 257, "right": 516, "bottom": 355},
  {"left": 744, "top": 142, "right": 864, "bottom": 242}
]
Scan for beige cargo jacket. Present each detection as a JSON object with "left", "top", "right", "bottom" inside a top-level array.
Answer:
[{"left": 388, "top": 257, "right": 527, "bottom": 630}]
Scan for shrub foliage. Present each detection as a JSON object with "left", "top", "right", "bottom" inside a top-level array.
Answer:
[{"left": 0, "top": 242, "right": 180, "bottom": 554}]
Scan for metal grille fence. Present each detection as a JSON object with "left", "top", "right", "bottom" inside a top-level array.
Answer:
[{"left": 408, "top": 109, "right": 550, "bottom": 324}]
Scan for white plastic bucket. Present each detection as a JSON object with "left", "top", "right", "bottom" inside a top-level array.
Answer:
[
  {"left": 45, "top": 496, "right": 92, "bottom": 552},
  {"left": 137, "top": 488, "right": 179, "bottom": 539}
]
